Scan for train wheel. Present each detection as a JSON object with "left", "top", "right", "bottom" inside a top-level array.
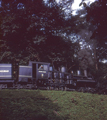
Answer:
[
  {"left": 65, "top": 87, "right": 67, "bottom": 91},
  {"left": 13, "top": 84, "right": 17, "bottom": 89},
  {"left": 46, "top": 86, "right": 50, "bottom": 90},
  {"left": 57, "top": 87, "right": 59, "bottom": 90},
  {"left": 78, "top": 87, "right": 85, "bottom": 92},
  {"left": 2, "top": 84, "right": 7, "bottom": 89},
  {"left": 26, "top": 84, "right": 32, "bottom": 89},
  {"left": 48, "top": 86, "right": 50, "bottom": 90},
  {"left": 13, "top": 84, "right": 15, "bottom": 89},
  {"left": 24, "top": 85, "right": 27, "bottom": 89},
  {"left": 50, "top": 87, "right": 52, "bottom": 90},
  {"left": 61, "top": 87, "right": 64, "bottom": 91},
  {"left": 0, "top": 84, "right": 3, "bottom": 89},
  {"left": 82, "top": 88, "right": 85, "bottom": 93},
  {"left": 17, "top": 84, "right": 21, "bottom": 89}
]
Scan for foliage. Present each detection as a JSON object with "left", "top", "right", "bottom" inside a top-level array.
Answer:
[
  {"left": 73, "top": 0, "right": 107, "bottom": 78},
  {"left": 85, "top": 1, "right": 107, "bottom": 42},
  {"left": 0, "top": 0, "right": 78, "bottom": 66},
  {"left": 90, "top": 62, "right": 107, "bottom": 82},
  {"left": 1, "top": 0, "right": 64, "bottom": 47}
]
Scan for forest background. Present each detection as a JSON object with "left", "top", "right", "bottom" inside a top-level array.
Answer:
[{"left": 0, "top": 0, "right": 107, "bottom": 82}]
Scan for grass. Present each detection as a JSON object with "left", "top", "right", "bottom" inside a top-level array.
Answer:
[{"left": 0, "top": 89, "right": 107, "bottom": 120}]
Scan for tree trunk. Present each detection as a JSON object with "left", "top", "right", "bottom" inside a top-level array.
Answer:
[{"left": 94, "top": 47, "right": 98, "bottom": 70}]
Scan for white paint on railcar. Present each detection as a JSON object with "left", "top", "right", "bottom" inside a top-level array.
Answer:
[
  {"left": 0, "top": 64, "right": 12, "bottom": 67},
  {"left": 0, "top": 75, "right": 11, "bottom": 77},
  {"left": 19, "top": 75, "right": 32, "bottom": 78},
  {"left": 0, "top": 64, "right": 12, "bottom": 79},
  {"left": 19, "top": 66, "right": 32, "bottom": 68},
  {"left": 0, "top": 70, "right": 9, "bottom": 72},
  {"left": 38, "top": 71, "right": 46, "bottom": 73}
]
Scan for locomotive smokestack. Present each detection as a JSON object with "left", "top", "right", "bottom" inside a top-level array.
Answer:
[
  {"left": 84, "top": 70, "right": 87, "bottom": 77},
  {"left": 61, "top": 66, "right": 66, "bottom": 73},
  {"left": 77, "top": 70, "right": 80, "bottom": 75}
]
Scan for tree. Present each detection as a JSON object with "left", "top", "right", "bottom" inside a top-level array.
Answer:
[
  {"left": 1, "top": 0, "right": 65, "bottom": 50},
  {"left": 74, "top": 0, "right": 107, "bottom": 71},
  {"left": 0, "top": 0, "right": 79, "bottom": 66},
  {"left": 85, "top": 1, "right": 107, "bottom": 42},
  {"left": 78, "top": 49, "right": 94, "bottom": 76}
]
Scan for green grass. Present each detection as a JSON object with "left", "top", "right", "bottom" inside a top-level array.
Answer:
[{"left": 0, "top": 89, "right": 107, "bottom": 120}]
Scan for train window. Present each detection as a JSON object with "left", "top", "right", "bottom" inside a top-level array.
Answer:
[
  {"left": 38, "top": 64, "right": 44, "bottom": 70},
  {"left": 44, "top": 65, "right": 48, "bottom": 70},
  {"left": 67, "top": 75, "right": 69, "bottom": 79},
  {"left": 49, "top": 66, "right": 53, "bottom": 71},
  {"left": 38, "top": 64, "right": 48, "bottom": 71}
]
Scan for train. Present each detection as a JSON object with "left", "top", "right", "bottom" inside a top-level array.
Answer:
[{"left": 0, "top": 60, "right": 99, "bottom": 93}]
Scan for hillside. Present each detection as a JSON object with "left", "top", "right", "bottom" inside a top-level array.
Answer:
[{"left": 0, "top": 90, "right": 107, "bottom": 120}]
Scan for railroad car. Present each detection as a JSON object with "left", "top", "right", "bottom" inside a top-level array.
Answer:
[
  {"left": 16, "top": 61, "right": 50, "bottom": 89},
  {"left": 0, "top": 61, "right": 97, "bottom": 93},
  {"left": 0, "top": 64, "right": 14, "bottom": 89}
]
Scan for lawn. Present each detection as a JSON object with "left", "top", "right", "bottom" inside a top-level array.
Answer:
[{"left": 0, "top": 89, "right": 107, "bottom": 120}]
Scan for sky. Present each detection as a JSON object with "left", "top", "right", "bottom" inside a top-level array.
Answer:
[
  {"left": 71, "top": 0, "right": 96, "bottom": 15},
  {"left": 72, "top": 0, "right": 96, "bottom": 10},
  {"left": 56, "top": 0, "right": 96, "bottom": 15}
]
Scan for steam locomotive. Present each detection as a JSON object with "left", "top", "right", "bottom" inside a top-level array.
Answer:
[{"left": 0, "top": 60, "right": 98, "bottom": 92}]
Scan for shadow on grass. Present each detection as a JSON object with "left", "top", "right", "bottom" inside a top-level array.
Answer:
[{"left": 0, "top": 90, "right": 66, "bottom": 120}]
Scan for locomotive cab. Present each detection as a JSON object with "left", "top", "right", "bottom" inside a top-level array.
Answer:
[{"left": 29, "top": 61, "right": 50, "bottom": 88}]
